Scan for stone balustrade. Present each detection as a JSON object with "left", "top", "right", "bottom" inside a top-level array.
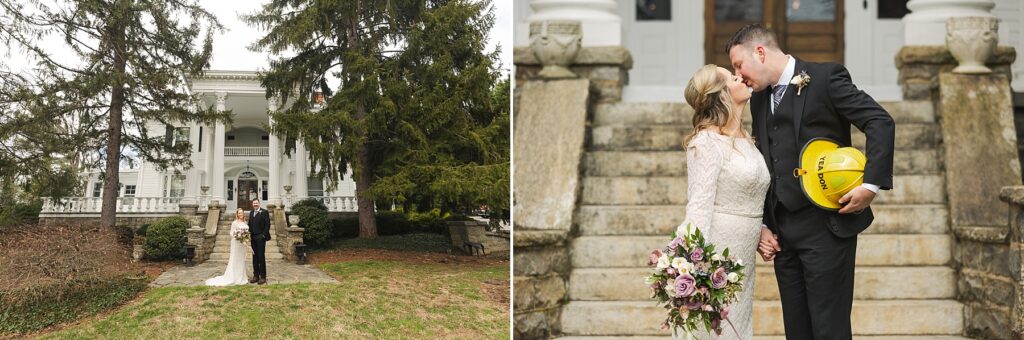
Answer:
[
  {"left": 40, "top": 197, "right": 182, "bottom": 215},
  {"left": 224, "top": 146, "right": 268, "bottom": 156}
]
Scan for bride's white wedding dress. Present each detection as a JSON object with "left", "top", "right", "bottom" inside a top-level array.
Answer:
[
  {"left": 205, "top": 220, "right": 250, "bottom": 286},
  {"left": 674, "top": 130, "right": 771, "bottom": 339}
]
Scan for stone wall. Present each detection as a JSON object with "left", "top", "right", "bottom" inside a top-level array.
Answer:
[
  {"left": 896, "top": 45, "right": 1015, "bottom": 101},
  {"left": 969, "top": 186, "right": 1024, "bottom": 339},
  {"left": 38, "top": 215, "right": 172, "bottom": 229},
  {"left": 512, "top": 46, "right": 631, "bottom": 339}
]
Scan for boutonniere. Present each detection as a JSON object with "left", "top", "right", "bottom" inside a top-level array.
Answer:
[{"left": 790, "top": 70, "right": 811, "bottom": 96}]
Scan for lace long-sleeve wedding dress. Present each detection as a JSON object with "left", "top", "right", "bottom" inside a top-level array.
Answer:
[
  {"left": 205, "top": 220, "right": 250, "bottom": 286},
  {"left": 674, "top": 130, "right": 771, "bottom": 339}
]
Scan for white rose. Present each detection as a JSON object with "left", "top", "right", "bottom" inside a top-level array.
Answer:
[
  {"left": 666, "top": 282, "right": 677, "bottom": 297},
  {"left": 711, "top": 254, "right": 723, "bottom": 262},
  {"left": 727, "top": 272, "right": 739, "bottom": 283},
  {"left": 736, "top": 258, "right": 744, "bottom": 266},
  {"left": 656, "top": 254, "right": 671, "bottom": 270}
]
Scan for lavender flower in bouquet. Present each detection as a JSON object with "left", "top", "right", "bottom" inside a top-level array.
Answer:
[{"left": 644, "top": 223, "right": 745, "bottom": 337}]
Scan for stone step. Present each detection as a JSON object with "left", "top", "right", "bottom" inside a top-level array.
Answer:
[
  {"left": 208, "top": 252, "right": 284, "bottom": 260},
  {"left": 589, "top": 123, "right": 937, "bottom": 151},
  {"left": 582, "top": 149, "right": 941, "bottom": 177},
  {"left": 591, "top": 100, "right": 933, "bottom": 127},
  {"left": 571, "top": 234, "right": 951, "bottom": 268},
  {"left": 753, "top": 266, "right": 955, "bottom": 300},
  {"left": 559, "top": 300, "right": 963, "bottom": 336},
  {"left": 574, "top": 204, "right": 947, "bottom": 236},
  {"left": 557, "top": 337, "right": 972, "bottom": 340},
  {"left": 568, "top": 266, "right": 954, "bottom": 301},
  {"left": 581, "top": 177, "right": 688, "bottom": 205},
  {"left": 753, "top": 299, "right": 963, "bottom": 335},
  {"left": 580, "top": 175, "right": 945, "bottom": 206}
]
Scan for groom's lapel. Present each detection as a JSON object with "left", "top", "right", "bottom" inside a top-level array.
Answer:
[{"left": 789, "top": 59, "right": 809, "bottom": 141}]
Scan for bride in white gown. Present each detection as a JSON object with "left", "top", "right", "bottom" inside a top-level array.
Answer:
[
  {"left": 205, "top": 208, "right": 250, "bottom": 286},
  {"left": 673, "top": 65, "right": 771, "bottom": 339}
]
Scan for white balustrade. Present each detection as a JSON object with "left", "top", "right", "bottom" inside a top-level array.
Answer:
[
  {"left": 224, "top": 147, "right": 269, "bottom": 156},
  {"left": 40, "top": 197, "right": 183, "bottom": 214}
]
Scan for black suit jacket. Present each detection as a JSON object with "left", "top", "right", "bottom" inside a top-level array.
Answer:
[
  {"left": 248, "top": 208, "right": 272, "bottom": 242},
  {"left": 751, "top": 58, "right": 896, "bottom": 237}
]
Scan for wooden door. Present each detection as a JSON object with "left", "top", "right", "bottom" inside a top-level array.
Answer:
[
  {"left": 705, "top": 0, "right": 844, "bottom": 69},
  {"left": 237, "top": 179, "right": 258, "bottom": 210}
]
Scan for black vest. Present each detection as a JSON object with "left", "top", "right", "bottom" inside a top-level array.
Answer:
[{"left": 766, "top": 98, "right": 809, "bottom": 211}]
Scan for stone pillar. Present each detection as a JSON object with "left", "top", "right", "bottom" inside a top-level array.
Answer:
[
  {"left": 268, "top": 96, "right": 282, "bottom": 207},
  {"left": 518, "top": 0, "right": 621, "bottom": 47},
  {"left": 903, "top": 0, "right": 995, "bottom": 45},
  {"left": 212, "top": 92, "right": 227, "bottom": 205},
  {"left": 181, "top": 120, "right": 201, "bottom": 206},
  {"left": 944, "top": 73, "right": 1023, "bottom": 340},
  {"left": 295, "top": 140, "right": 308, "bottom": 199},
  {"left": 514, "top": 47, "right": 632, "bottom": 103},
  {"left": 895, "top": 46, "right": 1015, "bottom": 101}
]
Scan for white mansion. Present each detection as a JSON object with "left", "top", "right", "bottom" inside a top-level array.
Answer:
[{"left": 41, "top": 70, "right": 357, "bottom": 217}]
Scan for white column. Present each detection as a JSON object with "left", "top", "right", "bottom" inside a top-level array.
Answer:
[
  {"left": 295, "top": 140, "right": 307, "bottom": 199},
  {"left": 517, "top": 0, "right": 621, "bottom": 47},
  {"left": 268, "top": 96, "right": 282, "bottom": 207},
  {"left": 903, "top": 0, "right": 995, "bottom": 45},
  {"left": 212, "top": 92, "right": 227, "bottom": 205},
  {"left": 182, "top": 120, "right": 201, "bottom": 205}
]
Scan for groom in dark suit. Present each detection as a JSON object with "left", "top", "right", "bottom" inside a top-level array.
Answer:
[
  {"left": 727, "top": 24, "right": 895, "bottom": 339},
  {"left": 248, "top": 198, "right": 271, "bottom": 285}
]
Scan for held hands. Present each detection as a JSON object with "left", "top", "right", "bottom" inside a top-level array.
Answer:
[
  {"left": 837, "top": 186, "right": 876, "bottom": 214},
  {"left": 757, "top": 227, "right": 782, "bottom": 262}
]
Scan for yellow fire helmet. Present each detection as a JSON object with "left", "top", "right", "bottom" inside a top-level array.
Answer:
[{"left": 792, "top": 138, "right": 868, "bottom": 210}]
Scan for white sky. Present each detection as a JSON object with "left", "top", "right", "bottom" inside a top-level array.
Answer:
[
  {"left": 203, "top": 0, "right": 512, "bottom": 74},
  {"left": 6, "top": 0, "right": 512, "bottom": 75}
]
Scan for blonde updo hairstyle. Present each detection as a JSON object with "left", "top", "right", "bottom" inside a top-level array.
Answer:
[
  {"left": 236, "top": 208, "right": 245, "bottom": 220},
  {"left": 683, "top": 64, "right": 747, "bottom": 146}
]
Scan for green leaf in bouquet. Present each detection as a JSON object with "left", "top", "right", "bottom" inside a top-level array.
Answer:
[{"left": 722, "top": 248, "right": 729, "bottom": 259}]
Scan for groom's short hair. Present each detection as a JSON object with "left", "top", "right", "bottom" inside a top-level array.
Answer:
[{"left": 726, "top": 24, "right": 781, "bottom": 54}]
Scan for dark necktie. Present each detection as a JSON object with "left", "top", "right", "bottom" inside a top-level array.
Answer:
[{"left": 772, "top": 84, "right": 788, "bottom": 114}]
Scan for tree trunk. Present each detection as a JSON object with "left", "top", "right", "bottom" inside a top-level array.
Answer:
[
  {"left": 100, "top": 14, "right": 126, "bottom": 229},
  {"left": 355, "top": 139, "right": 378, "bottom": 238}
]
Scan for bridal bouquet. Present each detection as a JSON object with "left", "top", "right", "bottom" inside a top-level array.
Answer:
[
  {"left": 645, "top": 223, "right": 745, "bottom": 337},
  {"left": 232, "top": 227, "right": 250, "bottom": 242}
]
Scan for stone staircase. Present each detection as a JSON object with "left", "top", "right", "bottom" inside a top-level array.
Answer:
[
  {"left": 208, "top": 211, "right": 284, "bottom": 262},
  {"left": 557, "top": 101, "right": 968, "bottom": 338}
]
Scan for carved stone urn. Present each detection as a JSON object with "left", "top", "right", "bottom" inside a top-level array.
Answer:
[
  {"left": 287, "top": 214, "right": 300, "bottom": 227},
  {"left": 529, "top": 20, "right": 582, "bottom": 79},
  {"left": 946, "top": 16, "right": 998, "bottom": 74}
]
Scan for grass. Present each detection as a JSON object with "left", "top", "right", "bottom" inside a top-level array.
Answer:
[
  {"left": 36, "top": 260, "right": 508, "bottom": 339},
  {"left": 324, "top": 233, "right": 452, "bottom": 253}
]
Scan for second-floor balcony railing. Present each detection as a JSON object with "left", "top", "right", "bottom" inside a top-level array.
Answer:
[{"left": 225, "top": 147, "right": 268, "bottom": 156}]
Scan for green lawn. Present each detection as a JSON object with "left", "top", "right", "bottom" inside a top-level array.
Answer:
[
  {"left": 39, "top": 260, "right": 508, "bottom": 339},
  {"left": 326, "top": 233, "right": 452, "bottom": 253}
]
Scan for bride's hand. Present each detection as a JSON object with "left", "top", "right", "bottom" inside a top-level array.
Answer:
[{"left": 758, "top": 228, "right": 781, "bottom": 261}]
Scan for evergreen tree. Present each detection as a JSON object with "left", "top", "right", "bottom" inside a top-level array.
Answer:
[
  {"left": 0, "top": 0, "right": 229, "bottom": 227},
  {"left": 245, "top": 0, "right": 508, "bottom": 238}
]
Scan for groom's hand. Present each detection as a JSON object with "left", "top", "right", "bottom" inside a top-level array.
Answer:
[
  {"left": 758, "top": 228, "right": 781, "bottom": 262},
  {"left": 838, "top": 186, "right": 876, "bottom": 214}
]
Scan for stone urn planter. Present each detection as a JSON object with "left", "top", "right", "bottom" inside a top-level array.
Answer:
[
  {"left": 946, "top": 16, "right": 998, "bottom": 74},
  {"left": 529, "top": 20, "right": 582, "bottom": 79},
  {"left": 132, "top": 238, "right": 146, "bottom": 262}
]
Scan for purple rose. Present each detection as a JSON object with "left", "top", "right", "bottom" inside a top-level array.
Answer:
[
  {"left": 666, "top": 267, "right": 677, "bottom": 277},
  {"left": 685, "top": 298, "right": 703, "bottom": 310},
  {"left": 689, "top": 247, "right": 704, "bottom": 262},
  {"left": 674, "top": 273, "right": 696, "bottom": 297},
  {"left": 649, "top": 249, "right": 662, "bottom": 266},
  {"left": 711, "top": 267, "right": 728, "bottom": 289},
  {"left": 668, "top": 236, "right": 686, "bottom": 254},
  {"left": 712, "top": 317, "right": 722, "bottom": 335}
]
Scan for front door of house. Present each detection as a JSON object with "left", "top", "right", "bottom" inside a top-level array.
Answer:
[
  {"left": 237, "top": 171, "right": 258, "bottom": 211},
  {"left": 705, "top": 0, "right": 844, "bottom": 69}
]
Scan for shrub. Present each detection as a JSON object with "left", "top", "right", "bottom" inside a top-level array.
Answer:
[
  {"left": 291, "top": 198, "right": 330, "bottom": 247},
  {"left": 376, "top": 210, "right": 410, "bottom": 236},
  {"left": 143, "top": 216, "right": 189, "bottom": 260},
  {"left": 331, "top": 218, "right": 359, "bottom": 239},
  {"left": 409, "top": 210, "right": 447, "bottom": 234},
  {"left": 0, "top": 201, "right": 42, "bottom": 227}
]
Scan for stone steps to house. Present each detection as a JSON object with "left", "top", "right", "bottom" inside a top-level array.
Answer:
[
  {"left": 589, "top": 123, "right": 938, "bottom": 152},
  {"left": 580, "top": 174, "right": 946, "bottom": 206},
  {"left": 582, "top": 149, "right": 942, "bottom": 177},
  {"left": 568, "top": 266, "right": 954, "bottom": 301},
  {"left": 559, "top": 300, "right": 963, "bottom": 336},
  {"left": 570, "top": 234, "right": 951, "bottom": 268},
  {"left": 574, "top": 204, "right": 949, "bottom": 236},
  {"left": 591, "top": 100, "right": 933, "bottom": 127},
  {"left": 557, "top": 337, "right": 971, "bottom": 340}
]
